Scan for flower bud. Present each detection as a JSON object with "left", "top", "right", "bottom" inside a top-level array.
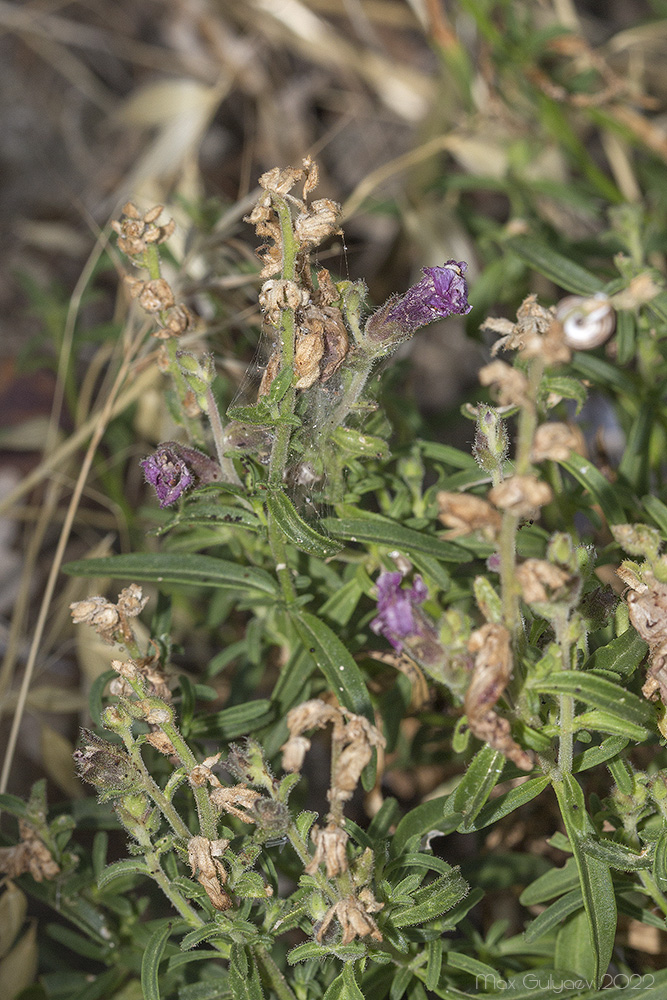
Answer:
[{"left": 472, "top": 405, "right": 508, "bottom": 476}]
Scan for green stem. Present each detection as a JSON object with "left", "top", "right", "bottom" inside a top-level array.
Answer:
[
  {"left": 268, "top": 197, "right": 299, "bottom": 487},
  {"left": 145, "top": 849, "right": 201, "bottom": 923},
  {"left": 205, "top": 386, "right": 240, "bottom": 484},
  {"left": 555, "top": 610, "right": 574, "bottom": 776},
  {"left": 159, "top": 720, "right": 219, "bottom": 841},
  {"left": 268, "top": 516, "right": 297, "bottom": 605},
  {"left": 125, "top": 739, "right": 192, "bottom": 840},
  {"left": 256, "top": 946, "right": 298, "bottom": 1000},
  {"left": 639, "top": 870, "right": 667, "bottom": 918}
]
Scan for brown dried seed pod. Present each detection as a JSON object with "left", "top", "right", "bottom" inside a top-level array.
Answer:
[{"left": 556, "top": 293, "right": 615, "bottom": 349}]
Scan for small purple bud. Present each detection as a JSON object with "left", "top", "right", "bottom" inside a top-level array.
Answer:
[
  {"left": 364, "top": 261, "right": 472, "bottom": 351},
  {"left": 370, "top": 571, "right": 429, "bottom": 651},
  {"left": 140, "top": 442, "right": 220, "bottom": 508}
]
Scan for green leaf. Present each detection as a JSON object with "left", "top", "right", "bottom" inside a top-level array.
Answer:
[
  {"left": 424, "top": 939, "right": 443, "bottom": 992},
  {"left": 508, "top": 237, "right": 604, "bottom": 294},
  {"left": 618, "top": 406, "right": 652, "bottom": 493},
  {"left": 287, "top": 941, "right": 366, "bottom": 964},
  {"left": 158, "top": 502, "right": 261, "bottom": 533},
  {"left": 291, "top": 610, "right": 372, "bottom": 719},
  {"left": 553, "top": 775, "right": 616, "bottom": 985},
  {"left": 229, "top": 944, "right": 264, "bottom": 1000},
  {"left": 141, "top": 921, "right": 173, "bottom": 1000},
  {"left": 189, "top": 700, "right": 275, "bottom": 739},
  {"left": 653, "top": 830, "right": 667, "bottom": 897},
  {"left": 556, "top": 453, "right": 627, "bottom": 526},
  {"left": 615, "top": 310, "right": 636, "bottom": 366},
  {"left": 584, "top": 630, "right": 647, "bottom": 677},
  {"left": 555, "top": 909, "right": 596, "bottom": 981},
  {"left": 446, "top": 950, "right": 502, "bottom": 981},
  {"left": 530, "top": 670, "right": 653, "bottom": 732},
  {"left": 389, "top": 870, "right": 468, "bottom": 928},
  {"left": 642, "top": 494, "right": 667, "bottom": 540},
  {"left": 0, "top": 793, "right": 28, "bottom": 817},
  {"left": 520, "top": 857, "right": 580, "bottom": 905},
  {"left": 540, "top": 375, "right": 588, "bottom": 415},
  {"left": 570, "top": 352, "right": 636, "bottom": 396},
  {"left": 464, "top": 775, "right": 550, "bottom": 831},
  {"left": 447, "top": 745, "right": 507, "bottom": 833},
  {"left": 63, "top": 553, "right": 278, "bottom": 596},
  {"left": 265, "top": 489, "right": 342, "bottom": 558},
  {"left": 571, "top": 709, "right": 648, "bottom": 742},
  {"left": 581, "top": 836, "right": 652, "bottom": 871},
  {"left": 524, "top": 887, "right": 583, "bottom": 942},
  {"left": 391, "top": 797, "right": 462, "bottom": 856},
  {"left": 419, "top": 441, "right": 478, "bottom": 469},
  {"left": 320, "top": 514, "right": 471, "bottom": 562},
  {"left": 97, "top": 859, "right": 151, "bottom": 890},
  {"left": 332, "top": 426, "right": 390, "bottom": 460},
  {"left": 572, "top": 736, "right": 629, "bottom": 773}
]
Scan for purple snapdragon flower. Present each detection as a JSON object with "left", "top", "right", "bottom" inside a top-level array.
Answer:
[
  {"left": 140, "top": 442, "right": 220, "bottom": 507},
  {"left": 364, "top": 261, "right": 472, "bottom": 349},
  {"left": 370, "top": 571, "right": 430, "bottom": 651}
]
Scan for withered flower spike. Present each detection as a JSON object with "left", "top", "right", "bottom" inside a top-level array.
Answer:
[
  {"left": 188, "top": 836, "right": 232, "bottom": 911},
  {"left": 0, "top": 820, "right": 60, "bottom": 882},
  {"left": 317, "top": 895, "right": 383, "bottom": 945},
  {"left": 305, "top": 822, "right": 349, "bottom": 878},
  {"left": 466, "top": 624, "right": 533, "bottom": 771}
]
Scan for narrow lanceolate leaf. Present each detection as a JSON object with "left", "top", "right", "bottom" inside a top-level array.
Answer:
[
  {"left": 291, "top": 610, "right": 372, "bottom": 719},
  {"left": 391, "top": 796, "right": 462, "bottom": 856},
  {"left": 653, "top": 830, "right": 667, "bottom": 897},
  {"left": 530, "top": 671, "right": 654, "bottom": 732},
  {"left": 524, "top": 888, "right": 584, "bottom": 943},
  {"left": 189, "top": 700, "right": 275, "bottom": 739},
  {"left": 320, "top": 515, "right": 471, "bottom": 562},
  {"left": 508, "top": 237, "right": 604, "bottom": 295},
  {"left": 141, "top": 921, "right": 173, "bottom": 1000},
  {"left": 581, "top": 837, "right": 652, "bottom": 871},
  {"left": 265, "top": 489, "right": 342, "bottom": 558},
  {"left": 97, "top": 859, "right": 151, "bottom": 890},
  {"left": 446, "top": 745, "right": 507, "bottom": 833},
  {"left": 466, "top": 775, "right": 550, "bottom": 831},
  {"left": 557, "top": 453, "right": 627, "bottom": 526},
  {"left": 520, "top": 857, "right": 580, "bottom": 906},
  {"left": 63, "top": 553, "right": 277, "bottom": 595},
  {"left": 584, "top": 629, "right": 648, "bottom": 678},
  {"left": 553, "top": 775, "right": 616, "bottom": 985},
  {"left": 390, "top": 870, "right": 469, "bottom": 928}
]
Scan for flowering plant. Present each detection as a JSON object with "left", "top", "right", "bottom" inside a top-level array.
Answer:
[{"left": 4, "top": 152, "right": 667, "bottom": 1000}]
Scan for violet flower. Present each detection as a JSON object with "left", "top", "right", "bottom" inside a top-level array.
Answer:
[
  {"left": 140, "top": 442, "right": 220, "bottom": 508},
  {"left": 364, "top": 261, "right": 472, "bottom": 349},
  {"left": 370, "top": 572, "right": 430, "bottom": 651}
]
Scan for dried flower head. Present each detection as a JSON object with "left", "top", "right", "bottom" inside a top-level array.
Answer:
[
  {"left": 305, "top": 822, "right": 350, "bottom": 878},
  {"left": 466, "top": 624, "right": 533, "bottom": 771},
  {"left": 70, "top": 586, "right": 148, "bottom": 645},
  {"left": 111, "top": 202, "right": 175, "bottom": 258},
  {"left": 478, "top": 360, "right": 529, "bottom": 407},
  {"left": 530, "top": 422, "right": 583, "bottom": 463},
  {"left": 515, "top": 559, "right": 572, "bottom": 604},
  {"left": 488, "top": 475, "right": 553, "bottom": 519},
  {"left": 188, "top": 836, "right": 231, "bottom": 911},
  {"left": 485, "top": 294, "right": 570, "bottom": 364},
  {"left": 437, "top": 491, "right": 502, "bottom": 540},
  {"left": 0, "top": 820, "right": 60, "bottom": 882},
  {"left": 317, "top": 894, "right": 383, "bottom": 945}
]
